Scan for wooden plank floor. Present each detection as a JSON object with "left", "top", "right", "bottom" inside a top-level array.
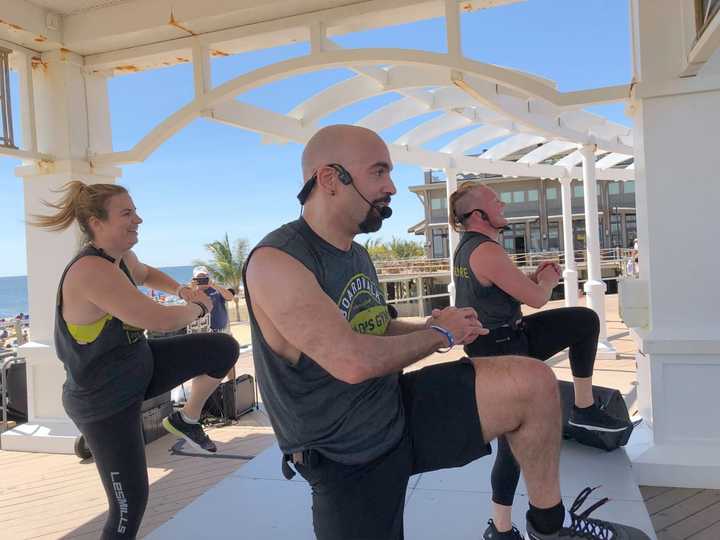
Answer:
[
  {"left": 641, "top": 486, "right": 720, "bottom": 540},
  {"left": 2, "top": 295, "right": 718, "bottom": 539},
  {"left": 0, "top": 412, "right": 275, "bottom": 540}
]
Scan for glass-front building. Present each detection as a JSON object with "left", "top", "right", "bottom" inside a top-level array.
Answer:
[{"left": 409, "top": 171, "right": 637, "bottom": 257}]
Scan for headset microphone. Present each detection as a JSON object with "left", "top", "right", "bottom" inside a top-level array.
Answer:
[
  {"left": 460, "top": 208, "right": 509, "bottom": 231},
  {"left": 297, "top": 163, "right": 392, "bottom": 220},
  {"left": 349, "top": 182, "right": 393, "bottom": 219}
]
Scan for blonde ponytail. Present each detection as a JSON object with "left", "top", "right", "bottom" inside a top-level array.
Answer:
[{"left": 31, "top": 181, "right": 128, "bottom": 240}]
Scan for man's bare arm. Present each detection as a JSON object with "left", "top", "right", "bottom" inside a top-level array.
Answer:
[
  {"left": 384, "top": 318, "right": 429, "bottom": 336},
  {"left": 470, "top": 243, "right": 556, "bottom": 308},
  {"left": 245, "top": 248, "right": 483, "bottom": 384}
]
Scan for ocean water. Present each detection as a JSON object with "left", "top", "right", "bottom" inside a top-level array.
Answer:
[{"left": 0, "top": 266, "right": 194, "bottom": 318}]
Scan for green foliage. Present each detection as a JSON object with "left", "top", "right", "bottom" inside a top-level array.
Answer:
[{"left": 363, "top": 237, "right": 424, "bottom": 261}]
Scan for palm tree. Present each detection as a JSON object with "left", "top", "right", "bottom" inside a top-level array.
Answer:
[
  {"left": 363, "top": 238, "right": 391, "bottom": 261},
  {"left": 193, "top": 234, "right": 249, "bottom": 321},
  {"left": 363, "top": 237, "right": 424, "bottom": 261},
  {"left": 388, "top": 237, "right": 424, "bottom": 259}
]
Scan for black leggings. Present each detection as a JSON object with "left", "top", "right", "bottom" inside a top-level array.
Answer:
[
  {"left": 76, "top": 332, "right": 238, "bottom": 539},
  {"left": 467, "top": 307, "right": 599, "bottom": 506}
]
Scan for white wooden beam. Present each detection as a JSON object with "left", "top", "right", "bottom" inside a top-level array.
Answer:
[
  {"left": 394, "top": 113, "right": 471, "bottom": 146},
  {"left": 309, "top": 21, "right": 327, "bottom": 55},
  {"left": 288, "top": 65, "right": 448, "bottom": 123},
  {"left": 444, "top": 0, "right": 462, "bottom": 59},
  {"left": 452, "top": 71, "right": 633, "bottom": 153},
  {"left": 192, "top": 40, "right": 211, "bottom": 98},
  {"left": 0, "top": 146, "right": 52, "bottom": 162},
  {"left": 15, "top": 51, "right": 37, "bottom": 155},
  {"left": 682, "top": 7, "right": 720, "bottom": 76},
  {"left": 518, "top": 140, "right": 577, "bottom": 164},
  {"left": 481, "top": 133, "right": 545, "bottom": 160},
  {"left": 0, "top": 0, "right": 62, "bottom": 50},
  {"left": 595, "top": 152, "right": 633, "bottom": 169},
  {"left": 89, "top": 46, "right": 634, "bottom": 177},
  {"left": 357, "top": 97, "right": 430, "bottom": 132},
  {"left": 79, "top": 0, "right": 520, "bottom": 70},
  {"left": 210, "top": 100, "right": 314, "bottom": 142},
  {"left": 439, "top": 125, "right": 510, "bottom": 154}
]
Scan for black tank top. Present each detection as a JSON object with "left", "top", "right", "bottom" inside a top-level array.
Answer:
[
  {"left": 453, "top": 232, "right": 522, "bottom": 330},
  {"left": 242, "top": 218, "right": 404, "bottom": 465},
  {"left": 54, "top": 245, "right": 153, "bottom": 423}
]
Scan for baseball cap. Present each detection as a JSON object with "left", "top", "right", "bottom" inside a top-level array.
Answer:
[{"left": 193, "top": 265, "right": 209, "bottom": 278}]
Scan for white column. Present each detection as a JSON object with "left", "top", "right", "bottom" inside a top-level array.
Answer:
[
  {"left": 580, "top": 144, "right": 616, "bottom": 359},
  {"left": 417, "top": 276, "right": 425, "bottom": 317},
  {"left": 444, "top": 167, "right": 459, "bottom": 306},
  {"left": 623, "top": 0, "right": 720, "bottom": 488},
  {"left": 1, "top": 51, "right": 122, "bottom": 454},
  {"left": 558, "top": 176, "right": 578, "bottom": 307},
  {"left": 16, "top": 51, "right": 37, "bottom": 155}
]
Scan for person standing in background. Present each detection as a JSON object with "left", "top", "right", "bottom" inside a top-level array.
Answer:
[{"left": 189, "top": 266, "right": 234, "bottom": 333}]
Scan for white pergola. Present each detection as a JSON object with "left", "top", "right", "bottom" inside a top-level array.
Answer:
[{"left": 1, "top": 0, "right": 719, "bottom": 490}]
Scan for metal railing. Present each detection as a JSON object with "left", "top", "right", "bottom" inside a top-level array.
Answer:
[
  {"left": 508, "top": 247, "right": 633, "bottom": 268},
  {"left": 377, "top": 248, "right": 634, "bottom": 316},
  {"left": 374, "top": 248, "right": 632, "bottom": 278},
  {"left": 375, "top": 257, "right": 449, "bottom": 276}
]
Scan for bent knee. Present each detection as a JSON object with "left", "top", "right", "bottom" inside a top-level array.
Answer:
[
  {"left": 504, "top": 356, "right": 558, "bottom": 402},
  {"left": 576, "top": 307, "right": 600, "bottom": 334},
  {"left": 211, "top": 333, "right": 240, "bottom": 373}
]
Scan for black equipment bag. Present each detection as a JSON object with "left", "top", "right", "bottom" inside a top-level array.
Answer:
[
  {"left": 5, "top": 360, "right": 28, "bottom": 419},
  {"left": 558, "top": 380, "right": 634, "bottom": 452},
  {"left": 203, "top": 374, "right": 257, "bottom": 421}
]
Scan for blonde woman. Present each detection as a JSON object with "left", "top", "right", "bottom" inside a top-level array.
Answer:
[{"left": 33, "top": 181, "right": 238, "bottom": 539}]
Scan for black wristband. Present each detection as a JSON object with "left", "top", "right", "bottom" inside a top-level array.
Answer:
[{"left": 191, "top": 301, "right": 208, "bottom": 319}]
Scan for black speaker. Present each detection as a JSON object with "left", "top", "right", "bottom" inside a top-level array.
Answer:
[
  {"left": 6, "top": 361, "right": 27, "bottom": 420},
  {"left": 202, "top": 374, "right": 257, "bottom": 421},
  {"left": 558, "top": 380, "right": 634, "bottom": 452}
]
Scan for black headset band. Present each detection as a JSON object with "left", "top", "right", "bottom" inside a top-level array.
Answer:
[
  {"left": 297, "top": 163, "right": 352, "bottom": 205},
  {"left": 459, "top": 208, "right": 488, "bottom": 223}
]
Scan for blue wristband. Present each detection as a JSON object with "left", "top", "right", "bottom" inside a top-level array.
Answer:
[{"left": 430, "top": 325, "right": 454, "bottom": 350}]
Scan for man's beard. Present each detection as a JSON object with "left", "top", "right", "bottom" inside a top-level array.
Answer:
[
  {"left": 358, "top": 207, "right": 383, "bottom": 233},
  {"left": 357, "top": 196, "right": 391, "bottom": 233}
]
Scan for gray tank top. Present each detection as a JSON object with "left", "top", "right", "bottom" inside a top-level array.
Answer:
[
  {"left": 243, "top": 218, "right": 404, "bottom": 465},
  {"left": 453, "top": 232, "right": 522, "bottom": 330},
  {"left": 55, "top": 245, "right": 153, "bottom": 423}
]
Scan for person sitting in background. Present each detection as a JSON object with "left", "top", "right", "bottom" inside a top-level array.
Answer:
[{"left": 188, "top": 266, "right": 234, "bottom": 333}]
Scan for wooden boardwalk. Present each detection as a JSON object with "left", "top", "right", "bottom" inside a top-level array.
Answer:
[
  {"left": 1, "top": 295, "right": 718, "bottom": 539},
  {"left": 0, "top": 412, "right": 275, "bottom": 539},
  {"left": 642, "top": 487, "right": 720, "bottom": 540}
]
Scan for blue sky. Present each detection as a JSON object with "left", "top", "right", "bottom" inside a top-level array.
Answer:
[{"left": 0, "top": 0, "right": 631, "bottom": 277}]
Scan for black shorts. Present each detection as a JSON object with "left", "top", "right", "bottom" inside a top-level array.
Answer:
[{"left": 295, "top": 358, "right": 491, "bottom": 540}]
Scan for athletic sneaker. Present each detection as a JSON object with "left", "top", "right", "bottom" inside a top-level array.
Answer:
[
  {"left": 162, "top": 411, "right": 217, "bottom": 453},
  {"left": 483, "top": 519, "right": 523, "bottom": 540},
  {"left": 525, "top": 487, "right": 651, "bottom": 540},
  {"left": 569, "top": 404, "right": 628, "bottom": 433}
]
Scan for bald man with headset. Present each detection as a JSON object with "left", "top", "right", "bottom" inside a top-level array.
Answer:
[{"left": 242, "top": 125, "right": 647, "bottom": 540}]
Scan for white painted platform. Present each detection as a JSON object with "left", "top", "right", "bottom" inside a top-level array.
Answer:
[{"left": 146, "top": 440, "right": 656, "bottom": 539}]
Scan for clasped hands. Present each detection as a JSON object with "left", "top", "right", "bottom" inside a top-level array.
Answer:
[
  {"left": 425, "top": 306, "right": 489, "bottom": 347},
  {"left": 532, "top": 260, "right": 562, "bottom": 285}
]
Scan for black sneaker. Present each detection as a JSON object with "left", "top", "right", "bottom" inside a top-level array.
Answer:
[
  {"left": 525, "top": 487, "right": 651, "bottom": 539},
  {"left": 569, "top": 404, "right": 628, "bottom": 433},
  {"left": 484, "top": 519, "right": 522, "bottom": 540},
  {"left": 162, "top": 411, "right": 217, "bottom": 453}
]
